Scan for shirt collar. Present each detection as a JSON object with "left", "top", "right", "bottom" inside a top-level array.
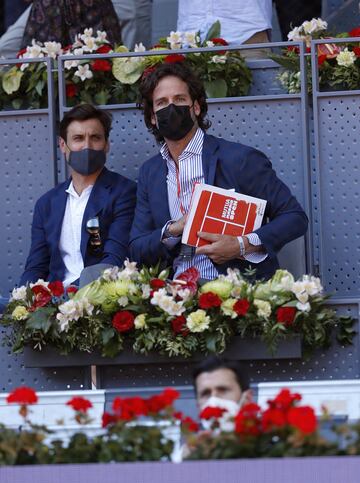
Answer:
[
  {"left": 66, "top": 181, "right": 93, "bottom": 199},
  {"left": 160, "top": 128, "right": 204, "bottom": 163}
]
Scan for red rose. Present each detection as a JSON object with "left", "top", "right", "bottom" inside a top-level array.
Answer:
[
  {"left": 7, "top": 386, "right": 38, "bottom": 405},
  {"left": 353, "top": 47, "right": 360, "bottom": 57},
  {"left": 112, "top": 311, "right": 135, "bottom": 332},
  {"left": 66, "top": 83, "right": 78, "bottom": 98},
  {"left": 269, "top": 388, "right": 301, "bottom": 410},
  {"left": 48, "top": 281, "right": 64, "bottom": 297},
  {"left": 182, "top": 416, "right": 199, "bottom": 432},
  {"left": 276, "top": 306, "right": 296, "bottom": 325},
  {"left": 261, "top": 407, "right": 287, "bottom": 431},
  {"left": 102, "top": 411, "right": 118, "bottom": 427},
  {"left": 200, "top": 406, "right": 227, "bottom": 420},
  {"left": 211, "top": 37, "right": 229, "bottom": 46},
  {"left": 66, "top": 286, "right": 78, "bottom": 294},
  {"left": 92, "top": 59, "right": 112, "bottom": 71},
  {"left": 171, "top": 315, "right": 189, "bottom": 336},
  {"left": 234, "top": 299, "right": 250, "bottom": 316},
  {"left": 96, "top": 44, "right": 113, "bottom": 54},
  {"left": 234, "top": 403, "right": 261, "bottom": 436},
  {"left": 198, "top": 292, "right": 222, "bottom": 309},
  {"left": 164, "top": 54, "right": 186, "bottom": 63},
  {"left": 287, "top": 405, "right": 317, "bottom": 434},
  {"left": 150, "top": 278, "right": 166, "bottom": 290},
  {"left": 66, "top": 396, "right": 93, "bottom": 413},
  {"left": 31, "top": 285, "right": 52, "bottom": 309},
  {"left": 348, "top": 27, "right": 360, "bottom": 38}
]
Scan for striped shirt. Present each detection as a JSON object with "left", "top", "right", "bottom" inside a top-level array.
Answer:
[{"left": 160, "top": 128, "right": 266, "bottom": 279}]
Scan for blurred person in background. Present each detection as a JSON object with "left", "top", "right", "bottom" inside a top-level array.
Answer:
[{"left": 112, "top": 0, "right": 153, "bottom": 49}]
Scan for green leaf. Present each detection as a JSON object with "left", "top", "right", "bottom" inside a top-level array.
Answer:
[
  {"left": 102, "top": 328, "right": 115, "bottom": 345},
  {"left": 204, "top": 79, "right": 227, "bottom": 98},
  {"left": 35, "top": 79, "right": 45, "bottom": 96},
  {"left": 26, "top": 307, "right": 55, "bottom": 333},
  {"left": 205, "top": 21, "right": 221, "bottom": 41},
  {"left": 94, "top": 90, "right": 111, "bottom": 106},
  {"left": 11, "top": 98, "right": 23, "bottom": 110}
]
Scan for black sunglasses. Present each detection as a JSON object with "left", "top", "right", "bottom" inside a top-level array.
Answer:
[{"left": 86, "top": 217, "right": 102, "bottom": 254}]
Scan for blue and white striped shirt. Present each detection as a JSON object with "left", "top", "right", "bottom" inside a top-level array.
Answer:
[{"left": 160, "top": 128, "right": 266, "bottom": 279}]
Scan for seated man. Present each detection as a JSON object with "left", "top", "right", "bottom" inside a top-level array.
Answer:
[
  {"left": 193, "top": 356, "right": 252, "bottom": 415},
  {"left": 20, "top": 103, "right": 137, "bottom": 286},
  {"left": 130, "top": 62, "right": 308, "bottom": 280}
]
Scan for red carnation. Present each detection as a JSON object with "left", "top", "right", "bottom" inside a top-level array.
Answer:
[
  {"left": 48, "top": 281, "right": 64, "bottom": 297},
  {"left": 150, "top": 278, "right": 166, "bottom": 290},
  {"left": 234, "top": 299, "right": 250, "bottom": 316},
  {"left": 198, "top": 292, "right": 222, "bottom": 309},
  {"left": 287, "top": 405, "right": 317, "bottom": 434},
  {"left": 348, "top": 27, "right": 360, "bottom": 38},
  {"left": 7, "top": 386, "right": 38, "bottom": 405},
  {"left": 66, "top": 83, "right": 78, "bottom": 98},
  {"left": 200, "top": 406, "right": 227, "bottom": 420},
  {"left": 112, "top": 311, "right": 135, "bottom": 332},
  {"left": 276, "top": 306, "right": 296, "bottom": 325},
  {"left": 92, "top": 59, "right": 112, "bottom": 71},
  {"left": 164, "top": 54, "right": 186, "bottom": 63},
  {"left": 171, "top": 315, "right": 189, "bottom": 336},
  {"left": 96, "top": 44, "right": 113, "bottom": 54},
  {"left": 66, "top": 396, "right": 93, "bottom": 413},
  {"left": 30, "top": 285, "right": 52, "bottom": 309},
  {"left": 353, "top": 47, "right": 360, "bottom": 57}
]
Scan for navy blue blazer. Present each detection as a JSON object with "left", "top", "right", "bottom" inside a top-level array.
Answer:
[
  {"left": 129, "top": 134, "right": 308, "bottom": 280},
  {"left": 20, "top": 167, "right": 137, "bottom": 285}
]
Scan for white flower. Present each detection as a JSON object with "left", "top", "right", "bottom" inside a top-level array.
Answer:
[
  {"left": 336, "top": 48, "right": 356, "bottom": 67},
  {"left": 74, "top": 64, "right": 93, "bottom": 81},
  {"left": 167, "top": 31, "right": 182, "bottom": 49},
  {"left": 120, "top": 259, "right": 139, "bottom": 280},
  {"left": 96, "top": 30, "right": 108, "bottom": 43},
  {"left": 134, "top": 42, "right": 146, "bottom": 52},
  {"left": 287, "top": 26, "right": 304, "bottom": 42},
  {"left": 302, "top": 18, "right": 327, "bottom": 34},
  {"left": 80, "top": 28, "right": 94, "bottom": 40},
  {"left": 177, "top": 288, "right": 192, "bottom": 302},
  {"left": 134, "top": 314, "right": 147, "bottom": 329},
  {"left": 27, "top": 40, "right": 44, "bottom": 58},
  {"left": 186, "top": 309, "right": 210, "bottom": 333},
  {"left": 12, "top": 306, "right": 29, "bottom": 321},
  {"left": 183, "top": 31, "right": 198, "bottom": 48},
  {"left": 30, "top": 279, "right": 49, "bottom": 289},
  {"left": 301, "top": 275, "right": 323, "bottom": 295},
  {"left": 102, "top": 266, "right": 120, "bottom": 282},
  {"left": 253, "top": 299, "right": 272, "bottom": 319},
  {"left": 118, "top": 296, "right": 129, "bottom": 307},
  {"left": 150, "top": 288, "right": 185, "bottom": 316},
  {"left": 296, "top": 291, "right": 309, "bottom": 304},
  {"left": 43, "top": 41, "right": 62, "bottom": 59},
  {"left": 73, "top": 47, "right": 84, "bottom": 56},
  {"left": 296, "top": 301, "right": 311, "bottom": 312},
  {"left": 64, "top": 58, "right": 80, "bottom": 70},
  {"left": 221, "top": 298, "right": 237, "bottom": 319},
  {"left": 141, "top": 284, "right": 151, "bottom": 299},
  {"left": 211, "top": 54, "right": 227, "bottom": 64},
  {"left": 83, "top": 37, "right": 97, "bottom": 52},
  {"left": 10, "top": 285, "right": 27, "bottom": 302},
  {"left": 56, "top": 298, "right": 93, "bottom": 332},
  {"left": 206, "top": 40, "right": 215, "bottom": 47}
]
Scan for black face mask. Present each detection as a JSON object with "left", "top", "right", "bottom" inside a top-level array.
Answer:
[
  {"left": 68, "top": 148, "right": 106, "bottom": 176},
  {"left": 155, "top": 103, "right": 195, "bottom": 141}
]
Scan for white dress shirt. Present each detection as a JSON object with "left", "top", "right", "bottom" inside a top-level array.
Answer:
[
  {"left": 59, "top": 182, "right": 93, "bottom": 286},
  {"left": 161, "top": 128, "right": 266, "bottom": 280},
  {"left": 177, "top": 0, "right": 272, "bottom": 45}
]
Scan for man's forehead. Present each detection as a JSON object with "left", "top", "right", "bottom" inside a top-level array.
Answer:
[
  {"left": 153, "top": 75, "right": 191, "bottom": 98},
  {"left": 67, "top": 119, "right": 105, "bottom": 136},
  {"left": 196, "top": 368, "right": 239, "bottom": 388}
]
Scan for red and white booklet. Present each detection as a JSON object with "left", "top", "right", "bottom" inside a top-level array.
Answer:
[{"left": 182, "top": 184, "right": 267, "bottom": 247}]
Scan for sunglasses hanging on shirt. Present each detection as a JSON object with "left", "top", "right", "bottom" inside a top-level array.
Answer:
[{"left": 86, "top": 217, "right": 103, "bottom": 256}]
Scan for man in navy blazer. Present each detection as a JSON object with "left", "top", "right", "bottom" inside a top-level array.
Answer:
[
  {"left": 20, "top": 104, "right": 136, "bottom": 286},
  {"left": 130, "top": 63, "right": 308, "bottom": 280}
]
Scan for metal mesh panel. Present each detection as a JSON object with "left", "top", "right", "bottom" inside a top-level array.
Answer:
[{"left": 315, "top": 95, "right": 360, "bottom": 294}]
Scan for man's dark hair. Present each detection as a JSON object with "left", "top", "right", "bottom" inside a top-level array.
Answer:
[
  {"left": 193, "top": 356, "right": 250, "bottom": 393},
  {"left": 138, "top": 62, "right": 211, "bottom": 144},
  {"left": 59, "top": 104, "right": 112, "bottom": 141}
]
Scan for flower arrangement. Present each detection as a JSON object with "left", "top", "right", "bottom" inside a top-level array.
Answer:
[
  {"left": 0, "top": 385, "right": 180, "bottom": 465},
  {"left": 0, "top": 22, "right": 251, "bottom": 111},
  {"left": 271, "top": 18, "right": 360, "bottom": 93},
  {"left": 2, "top": 262, "right": 355, "bottom": 359}
]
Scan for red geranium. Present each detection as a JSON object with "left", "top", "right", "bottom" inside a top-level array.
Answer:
[
  {"left": 233, "top": 299, "right": 250, "bottom": 316},
  {"left": 287, "top": 405, "right": 317, "bottom": 434},
  {"left": 234, "top": 403, "right": 261, "bottom": 436},
  {"left": 287, "top": 45, "right": 300, "bottom": 55},
  {"left": 276, "top": 306, "right": 296, "bottom": 325},
  {"left": 102, "top": 411, "right": 118, "bottom": 427},
  {"left": 146, "top": 388, "right": 179, "bottom": 414},
  {"left": 261, "top": 407, "right": 287, "bottom": 431},
  {"left": 171, "top": 315, "right": 189, "bottom": 336},
  {"left": 7, "top": 386, "right": 38, "bottom": 405},
  {"left": 92, "top": 59, "right": 112, "bottom": 71},
  {"left": 96, "top": 44, "right": 113, "bottom": 54},
  {"left": 112, "top": 311, "right": 135, "bottom": 332},
  {"left": 269, "top": 388, "right": 302, "bottom": 410},
  {"left": 349, "top": 27, "right": 360, "bottom": 38},
  {"left": 181, "top": 416, "right": 199, "bottom": 432},
  {"left": 112, "top": 396, "right": 148, "bottom": 420},
  {"left": 200, "top": 406, "right": 227, "bottom": 420},
  {"left": 164, "top": 54, "right": 186, "bottom": 63},
  {"left": 198, "top": 292, "right": 222, "bottom": 309},
  {"left": 66, "top": 396, "right": 93, "bottom": 413},
  {"left": 48, "top": 281, "right": 64, "bottom": 297},
  {"left": 150, "top": 278, "right": 166, "bottom": 290},
  {"left": 66, "top": 83, "right": 78, "bottom": 98},
  {"left": 161, "top": 388, "right": 180, "bottom": 405},
  {"left": 30, "top": 285, "right": 52, "bottom": 309}
]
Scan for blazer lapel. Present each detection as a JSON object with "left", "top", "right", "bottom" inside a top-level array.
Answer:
[
  {"left": 202, "top": 134, "right": 219, "bottom": 185},
  {"left": 49, "top": 179, "right": 70, "bottom": 246},
  {"left": 152, "top": 156, "right": 171, "bottom": 225}
]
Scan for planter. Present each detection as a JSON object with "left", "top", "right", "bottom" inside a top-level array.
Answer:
[
  {"left": 23, "top": 335, "right": 302, "bottom": 368},
  {"left": 0, "top": 456, "right": 359, "bottom": 483}
]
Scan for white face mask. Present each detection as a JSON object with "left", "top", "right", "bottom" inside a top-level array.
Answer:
[{"left": 200, "top": 396, "right": 242, "bottom": 431}]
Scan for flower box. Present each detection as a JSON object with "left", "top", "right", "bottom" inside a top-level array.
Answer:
[
  {"left": 0, "top": 456, "right": 360, "bottom": 483},
  {"left": 23, "top": 335, "right": 302, "bottom": 367}
]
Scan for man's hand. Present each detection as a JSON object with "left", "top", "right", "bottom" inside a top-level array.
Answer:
[
  {"left": 195, "top": 232, "right": 250, "bottom": 264},
  {"left": 168, "top": 214, "right": 187, "bottom": 237}
]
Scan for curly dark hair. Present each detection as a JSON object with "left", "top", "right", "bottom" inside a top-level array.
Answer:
[
  {"left": 59, "top": 104, "right": 112, "bottom": 141},
  {"left": 138, "top": 62, "right": 211, "bottom": 144}
]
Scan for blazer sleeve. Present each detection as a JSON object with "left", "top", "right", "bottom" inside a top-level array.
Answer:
[
  {"left": 19, "top": 198, "right": 51, "bottom": 285},
  {"left": 100, "top": 179, "right": 137, "bottom": 267},
  {"left": 238, "top": 148, "right": 308, "bottom": 259},
  {"left": 129, "top": 166, "right": 176, "bottom": 266}
]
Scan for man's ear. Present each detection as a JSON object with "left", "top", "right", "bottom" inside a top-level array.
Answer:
[
  {"left": 240, "top": 389, "right": 253, "bottom": 407},
  {"left": 150, "top": 110, "right": 157, "bottom": 127},
  {"left": 105, "top": 139, "right": 110, "bottom": 154},
  {"left": 194, "top": 100, "right": 201, "bottom": 117},
  {"left": 59, "top": 136, "right": 67, "bottom": 155}
]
